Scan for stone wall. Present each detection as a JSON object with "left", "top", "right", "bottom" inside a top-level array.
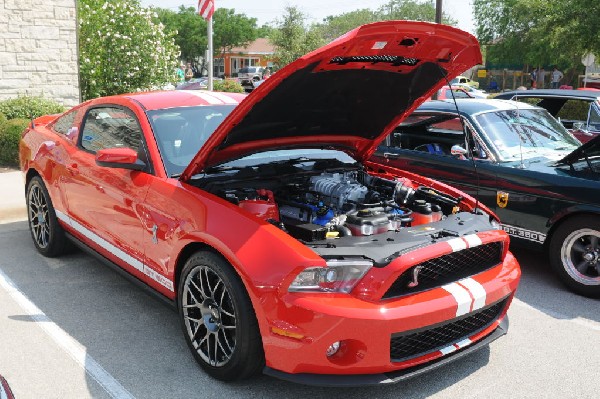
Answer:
[{"left": 0, "top": 0, "right": 80, "bottom": 106}]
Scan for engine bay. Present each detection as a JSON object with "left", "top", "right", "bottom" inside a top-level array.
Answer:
[{"left": 195, "top": 159, "right": 471, "bottom": 245}]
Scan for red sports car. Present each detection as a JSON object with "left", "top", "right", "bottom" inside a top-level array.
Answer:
[{"left": 20, "top": 21, "right": 520, "bottom": 385}]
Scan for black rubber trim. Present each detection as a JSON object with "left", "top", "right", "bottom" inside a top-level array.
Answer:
[
  {"left": 65, "top": 232, "right": 177, "bottom": 311},
  {"left": 263, "top": 316, "right": 508, "bottom": 387}
]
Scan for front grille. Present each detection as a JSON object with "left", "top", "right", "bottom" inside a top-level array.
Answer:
[
  {"left": 383, "top": 241, "right": 503, "bottom": 299},
  {"left": 390, "top": 298, "right": 507, "bottom": 362}
]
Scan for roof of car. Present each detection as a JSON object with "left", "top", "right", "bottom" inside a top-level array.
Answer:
[
  {"left": 109, "top": 90, "right": 247, "bottom": 111},
  {"left": 416, "top": 98, "right": 537, "bottom": 114},
  {"left": 495, "top": 89, "right": 600, "bottom": 100}
]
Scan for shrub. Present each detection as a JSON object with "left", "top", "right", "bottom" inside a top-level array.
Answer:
[
  {"left": 0, "top": 118, "right": 29, "bottom": 167},
  {"left": 213, "top": 79, "right": 245, "bottom": 93},
  {"left": 0, "top": 96, "right": 65, "bottom": 120},
  {"left": 78, "top": 0, "right": 180, "bottom": 100}
]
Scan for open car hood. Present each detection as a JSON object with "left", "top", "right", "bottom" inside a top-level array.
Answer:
[
  {"left": 557, "top": 133, "right": 600, "bottom": 165},
  {"left": 181, "top": 20, "right": 482, "bottom": 181}
]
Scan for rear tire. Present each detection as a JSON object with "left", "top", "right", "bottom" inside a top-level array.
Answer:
[
  {"left": 177, "top": 251, "right": 264, "bottom": 381},
  {"left": 26, "top": 176, "right": 69, "bottom": 257},
  {"left": 549, "top": 215, "right": 600, "bottom": 297}
]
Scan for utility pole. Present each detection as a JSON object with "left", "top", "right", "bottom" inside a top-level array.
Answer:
[{"left": 435, "top": 0, "right": 442, "bottom": 23}]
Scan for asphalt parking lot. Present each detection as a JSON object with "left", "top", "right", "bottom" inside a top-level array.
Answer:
[{"left": 0, "top": 173, "right": 599, "bottom": 398}]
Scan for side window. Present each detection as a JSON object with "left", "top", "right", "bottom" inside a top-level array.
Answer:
[
  {"left": 555, "top": 99, "right": 590, "bottom": 124},
  {"left": 52, "top": 110, "right": 77, "bottom": 136},
  {"left": 589, "top": 104, "right": 600, "bottom": 131},
  {"left": 80, "top": 107, "right": 142, "bottom": 153}
]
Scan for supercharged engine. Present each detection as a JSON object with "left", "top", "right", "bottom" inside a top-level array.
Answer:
[{"left": 215, "top": 170, "right": 463, "bottom": 242}]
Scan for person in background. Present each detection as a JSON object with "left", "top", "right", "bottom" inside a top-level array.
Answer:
[
  {"left": 551, "top": 67, "right": 564, "bottom": 89},
  {"left": 537, "top": 67, "right": 546, "bottom": 89},
  {"left": 176, "top": 63, "right": 185, "bottom": 84},
  {"left": 530, "top": 68, "right": 538, "bottom": 88},
  {"left": 263, "top": 68, "right": 271, "bottom": 79},
  {"left": 184, "top": 62, "right": 194, "bottom": 81}
]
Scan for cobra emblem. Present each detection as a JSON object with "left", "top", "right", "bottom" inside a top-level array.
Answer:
[{"left": 407, "top": 265, "right": 424, "bottom": 288}]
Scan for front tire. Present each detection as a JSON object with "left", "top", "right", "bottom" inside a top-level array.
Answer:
[
  {"left": 549, "top": 215, "right": 600, "bottom": 297},
  {"left": 26, "top": 176, "right": 69, "bottom": 257},
  {"left": 178, "top": 251, "right": 264, "bottom": 381}
]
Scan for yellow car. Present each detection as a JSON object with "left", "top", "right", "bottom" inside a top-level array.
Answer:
[{"left": 450, "top": 75, "right": 479, "bottom": 89}]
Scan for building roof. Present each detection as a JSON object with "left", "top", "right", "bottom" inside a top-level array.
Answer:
[{"left": 228, "top": 38, "right": 274, "bottom": 55}]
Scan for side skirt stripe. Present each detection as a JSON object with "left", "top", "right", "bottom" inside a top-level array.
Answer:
[{"left": 56, "top": 210, "right": 174, "bottom": 292}]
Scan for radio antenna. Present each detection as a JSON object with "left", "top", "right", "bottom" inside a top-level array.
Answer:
[{"left": 440, "top": 68, "right": 480, "bottom": 214}]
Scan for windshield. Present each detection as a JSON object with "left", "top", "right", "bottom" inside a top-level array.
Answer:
[
  {"left": 147, "top": 105, "right": 236, "bottom": 177},
  {"left": 475, "top": 108, "right": 580, "bottom": 161}
]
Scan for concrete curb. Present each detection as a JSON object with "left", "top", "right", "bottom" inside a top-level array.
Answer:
[{"left": 0, "top": 171, "right": 27, "bottom": 224}]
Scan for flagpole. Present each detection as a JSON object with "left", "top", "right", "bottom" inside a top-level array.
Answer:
[{"left": 207, "top": 16, "right": 213, "bottom": 91}]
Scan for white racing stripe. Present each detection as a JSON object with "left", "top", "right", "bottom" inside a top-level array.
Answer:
[
  {"left": 183, "top": 90, "right": 223, "bottom": 104},
  {"left": 447, "top": 237, "right": 467, "bottom": 252},
  {"left": 56, "top": 210, "right": 174, "bottom": 292},
  {"left": 459, "top": 278, "right": 487, "bottom": 311},
  {"left": 203, "top": 91, "right": 240, "bottom": 104},
  {"left": 0, "top": 268, "right": 136, "bottom": 399},
  {"left": 463, "top": 234, "right": 483, "bottom": 248},
  {"left": 439, "top": 345, "right": 456, "bottom": 355},
  {"left": 442, "top": 282, "right": 472, "bottom": 316}
]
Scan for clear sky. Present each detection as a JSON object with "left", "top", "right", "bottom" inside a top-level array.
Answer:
[{"left": 139, "top": 0, "right": 475, "bottom": 34}]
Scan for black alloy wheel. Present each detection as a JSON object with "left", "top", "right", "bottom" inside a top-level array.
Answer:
[
  {"left": 26, "top": 176, "right": 69, "bottom": 257},
  {"left": 178, "top": 251, "right": 264, "bottom": 381}
]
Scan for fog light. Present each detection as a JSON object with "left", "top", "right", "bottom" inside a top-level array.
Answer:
[{"left": 326, "top": 341, "right": 341, "bottom": 357}]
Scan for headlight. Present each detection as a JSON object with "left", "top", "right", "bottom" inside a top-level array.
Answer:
[{"left": 289, "top": 259, "right": 372, "bottom": 293}]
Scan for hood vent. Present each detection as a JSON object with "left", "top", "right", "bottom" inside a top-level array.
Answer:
[{"left": 330, "top": 55, "right": 420, "bottom": 66}]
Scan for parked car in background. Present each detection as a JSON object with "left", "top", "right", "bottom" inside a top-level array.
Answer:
[
  {"left": 19, "top": 21, "right": 520, "bottom": 385},
  {"left": 373, "top": 98, "right": 600, "bottom": 297},
  {"left": 495, "top": 89, "right": 600, "bottom": 143},
  {"left": 237, "top": 66, "right": 264, "bottom": 91},
  {"left": 435, "top": 85, "right": 474, "bottom": 99},
  {"left": 451, "top": 83, "right": 488, "bottom": 98},
  {"left": 450, "top": 75, "right": 479, "bottom": 89},
  {"left": 176, "top": 77, "right": 222, "bottom": 90}
]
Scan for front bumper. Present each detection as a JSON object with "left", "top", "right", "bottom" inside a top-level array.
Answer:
[
  {"left": 265, "top": 316, "right": 508, "bottom": 386},
  {"left": 259, "top": 251, "right": 520, "bottom": 379}
]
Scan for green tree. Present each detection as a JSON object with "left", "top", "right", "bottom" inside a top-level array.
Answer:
[
  {"left": 213, "top": 8, "right": 259, "bottom": 58},
  {"left": 474, "top": 0, "right": 600, "bottom": 76},
  {"left": 155, "top": 6, "right": 207, "bottom": 62},
  {"left": 270, "top": 6, "right": 326, "bottom": 67},
  {"left": 313, "top": 9, "right": 378, "bottom": 43},
  {"left": 78, "top": 0, "right": 179, "bottom": 100},
  {"left": 377, "top": 0, "right": 457, "bottom": 25}
]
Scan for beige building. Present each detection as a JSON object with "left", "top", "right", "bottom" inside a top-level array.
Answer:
[{"left": 0, "top": 0, "right": 80, "bottom": 106}]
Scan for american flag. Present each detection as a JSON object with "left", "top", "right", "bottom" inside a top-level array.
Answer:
[{"left": 198, "top": 0, "right": 215, "bottom": 20}]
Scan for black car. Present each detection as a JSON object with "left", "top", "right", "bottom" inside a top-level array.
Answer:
[
  {"left": 495, "top": 89, "right": 600, "bottom": 143},
  {"left": 373, "top": 98, "right": 600, "bottom": 297}
]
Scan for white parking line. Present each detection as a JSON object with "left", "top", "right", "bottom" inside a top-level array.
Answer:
[
  {"left": 512, "top": 298, "right": 600, "bottom": 331},
  {"left": 0, "top": 268, "right": 136, "bottom": 399}
]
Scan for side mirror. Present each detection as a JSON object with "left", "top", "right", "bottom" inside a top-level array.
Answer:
[
  {"left": 451, "top": 144, "right": 468, "bottom": 158},
  {"left": 95, "top": 147, "right": 145, "bottom": 171},
  {"left": 66, "top": 126, "right": 78, "bottom": 141}
]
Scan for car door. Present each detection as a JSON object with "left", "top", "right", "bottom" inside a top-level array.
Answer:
[
  {"left": 373, "top": 116, "right": 498, "bottom": 210},
  {"left": 61, "top": 104, "right": 153, "bottom": 272}
]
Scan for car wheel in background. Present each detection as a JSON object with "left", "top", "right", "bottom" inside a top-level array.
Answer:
[
  {"left": 178, "top": 251, "right": 264, "bottom": 381},
  {"left": 550, "top": 215, "right": 600, "bottom": 297},
  {"left": 26, "top": 176, "right": 69, "bottom": 257}
]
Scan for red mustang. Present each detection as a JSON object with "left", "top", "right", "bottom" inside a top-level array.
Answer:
[{"left": 20, "top": 21, "right": 520, "bottom": 385}]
